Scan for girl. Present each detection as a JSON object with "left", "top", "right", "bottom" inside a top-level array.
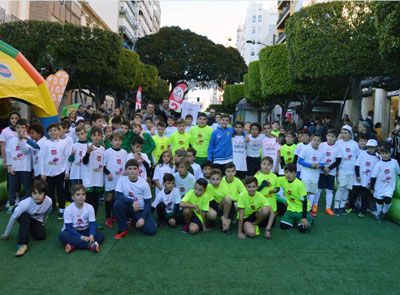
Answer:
[
  {"left": 58, "top": 184, "right": 104, "bottom": 254},
  {"left": 246, "top": 123, "right": 265, "bottom": 177},
  {"left": 232, "top": 121, "right": 247, "bottom": 180},
  {"left": 153, "top": 150, "right": 175, "bottom": 195},
  {"left": 261, "top": 124, "right": 280, "bottom": 175}
]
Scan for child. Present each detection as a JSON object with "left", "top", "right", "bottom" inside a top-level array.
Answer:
[
  {"left": 152, "top": 121, "right": 169, "bottom": 165},
  {"left": 232, "top": 121, "right": 247, "bottom": 179},
  {"left": 0, "top": 111, "right": 20, "bottom": 171},
  {"left": 153, "top": 150, "right": 175, "bottom": 195},
  {"left": 294, "top": 130, "right": 311, "bottom": 178},
  {"left": 174, "top": 149, "right": 195, "bottom": 176},
  {"left": 271, "top": 121, "right": 280, "bottom": 137},
  {"left": 103, "top": 132, "right": 128, "bottom": 228},
  {"left": 131, "top": 123, "right": 156, "bottom": 162},
  {"left": 261, "top": 124, "right": 280, "bottom": 174},
  {"left": 187, "top": 147, "right": 202, "bottom": 179},
  {"left": 244, "top": 121, "right": 251, "bottom": 135},
  {"left": 39, "top": 123, "right": 69, "bottom": 220},
  {"left": 164, "top": 115, "right": 178, "bottom": 138},
  {"left": 180, "top": 178, "right": 213, "bottom": 234},
  {"left": 246, "top": 123, "right": 265, "bottom": 176},
  {"left": 358, "top": 133, "right": 368, "bottom": 151},
  {"left": 120, "top": 120, "right": 134, "bottom": 153},
  {"left": 370, "top": 144, "right": 400, "bottom": 221},
  {"left": 207, "top": 168, "right": 233, "bottom": 235},
  {"left": 58, "top": 184, "right": 104, "bottom": 253},
  {"left": 255, "top": 157, "right": 280, "bottom": 215},
  {"left": 127, "top": 136, "right": 151, "bottom": 181},
  {"left": 278, "top": 163, "right": 311, "bottom": 233},
  {"left": 347, "top": 139, "right": 379, "bottom": 217},
  {"left": 211, "top": 113, "right": 221, "bottom": 130},
  {"left": 199, "top": 160, "right": 213, "bottom": 182},
  {"left": 113, "top": 159, "right": 157, "bottom": 239},
  {"left": 59, "top": 122, "right": 73, "bottom": 203},
  {"left": 154, "top": 115, "right": 163, "bottom": 128},
  {"left": 314, "top": 129, "right": 341, "bottom": 216},
  {"left": 68, "top": 126, "right": 88, "bottom": 187},
  {"left": 144, "top": 117, "right": 156, "bottom": 136},
  {"left": 298, "top": 134, "right": 324, "bottom": 216},
  {"left": 28, "top": 123, "right": 47, "bottom": 180},
  {"left": 174, "top": 159, "right": 196, "bottom": 197},
  {"left": 6, "top": 119, "right": 40, "bottom": 214},
  {"left": 111, "top": 116, "right": 122, "bottom": 132},
  {"left": 222, "top": 162, "right": 246, "bottom": 211},
  {"left": 189, "top": 112, "right": 214, "bottom": 165},
  {"left": 1, "top": 180, "right": 52, "bottom": 257},
  {"left": 82, "top": 126, "right": 105, "bottom": 216},
  {"left": 103, "top": 126, "right": 113, "bottom": 150},
  {"left": 185, "top": 114, "right": 194, "bottom": 133},
  {"left": 237, "top": 177, "right": 274, "bottom": 239},
  {"left": 334, "top": 125, "right": 360, "bottom": 215},
  {"left": 169, "top": 118, "right": 190, "bottom": 155},
  {"left": 152, "top": 173, "right": 183, "bottom": 228},
  {"left": 280, "top": 131, "right": 297, "bottom": 169}
]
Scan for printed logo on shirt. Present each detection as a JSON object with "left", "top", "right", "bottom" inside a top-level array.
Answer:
[
  {"left": 287, "top": 151, "right": 291, "bottom": 155},
  {"left": 16, "top": 146, "right": 20, "bottom": 151},
  {"left": 161, "top": 145, "right": 165, "bottom": 150},
  {"left": 287, "top": 189, "right": 292, "bottom": 195},
  {"left": 51, "top": 149, "right": 57, "bottom": 155},
  {"left": 179, "top": 140, "right": 184, "bottom": 145},
  {"left": 198, "top": 133, "right": 203, "bottom": 138},
  {"left": 180, "top": 187, "right": 185, "bottom": 192},
  {"left": 79, "top": 151, "right": 82, "bottom": 156},
  {"left": 117, "top": 159, "right": 121, "bottom": 164},
  {"left": 346, "top": 148, "right": 350, "bottom": 152},
  {"left": 366, "top": 161, "right": 370, "bottom": 166},
  {"left": 77, "top": 218, "right": 83, "bottom": 225},
  {"left": 129, "top": 191, "right": 134, "bottom": 197},
  {"left": 97, "top": 155, "right": 101, "bottom": 161},
  {"left": 326, "top": 151, "right": 331, "bottom": 156},
  {"left": 33, "top": 150, "right": 37, "bottom": 155},
  {"left": 385, "top": 169, "right": 390, "bottom": 174},
  {"left": 312, "top": 156, "right": 317, "bottom": 161},
  {"left": 168, "top": 201, "right": 173, "bottom": 206},
  {"left": 251, "top": 205, "right": 255, "bottom": 210}
]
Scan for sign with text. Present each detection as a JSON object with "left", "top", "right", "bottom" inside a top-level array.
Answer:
[{"left": 169, "top": 82, "right": 187, "bottom": 112}]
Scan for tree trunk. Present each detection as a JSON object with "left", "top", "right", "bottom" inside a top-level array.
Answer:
[{"left": 350, "top": 77, "right": 362, "bottom": 125}]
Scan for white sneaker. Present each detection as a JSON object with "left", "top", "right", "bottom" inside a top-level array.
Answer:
[{"left": 5, "top": 201, "right": 9, "bottom": 208}]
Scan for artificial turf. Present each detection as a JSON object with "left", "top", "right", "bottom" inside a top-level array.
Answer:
[{"left": 0, "top": 201, "right": 399, "bottom": 295}]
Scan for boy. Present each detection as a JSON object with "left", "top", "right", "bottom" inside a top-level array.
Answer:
[
  {"left": 246, "top": 123, "right": 265, "bottom": 176},
  {"left": 271, "top": 121, "right": 280, "bottom": 137},
  {"left": 87, "top": 114, "right": 104, "bottom": 141},
  {"left": 120, "top": 120, "right": 134, "bottom": 153},
  {"left": 152, "top": 173, "right": 183, "bottom": 228},
  {"left": 298, "top": 134, "right": 324, "bottom": 216},
  {"left": 211, "top": 113, "right": 221, "bottom": 130},
  {"left": 174, "top": 160, "right": 196, "bottom": 198},
  {"left": 59, "top": 122, "right": 74, "bottom": 203},
  {"left": 127, "top": 136, "right": 151, "bottom": 181},
  {"left": 358, "top": 133, "right": 368, "bottom": 151},
  {"left": 314, "top": 129, "right": 341, "bottom": 216},
  {"left": 185, "top": 114, "right": 194, "bottom": 133},
  {"left": 222, "top": 162, "right": 246, "bottom": 210},
  {"left": 6, "top": 119, "right": 40, "bottom": 214},
  {"left": 237, "top": 177, "right": 274, "bottom": 239},
  {"left": 28, "top": 123, "right": 47, "bottom": 180},
  {"left": 144, "top": 117, "right": 156, "bottom": 136},
  {"left": 131, "top": 122, "right": 156, "bottom": 162},
  {"left": 152, "top": 121, "right": 169, "bottom": 165},
  {"left": 180, "top": 178, "right": 212, "bottom": 234},
  {"left": 154, "top": 115, "right": 163, "bottom": 129},
  {"left": 334, "top": 125, "right": 360, "bottom": 215},
  {"left": 82, "top": 126, "right": 105, "bottom": 215},
  {"left": 232, "top": 121, "right": 247, "bottom": 179},
  {"left": 58, "top": 184, "right": 104, "bottom": 253},
  {"left": 168, "top": 118, "right": 190, "bottom": 155},
  {"left": 255, "top": 157, "right": 280, "bottom": 214},
  {"left": 1, "top": 180, "right": 52, "bottom": 257},
  {"left": 370, "top": 144, "right": 400, "bottom": 221},
  {"left": 199, "top": 160, "right": 213, "bottom": 182},
  {"left": 164, "top": 115, "right": 178, "bottom": 138},
  {"left": 111, "top": 116, "right": 122, "bottom": 132},
  {"left": 187, "top": 147, "right": 202, "bottom": 179},
  {"left": 39, "top": 123, "right": 69, "bottom": 220},
  {"left": 280, "top": 131, "right": 297, "bottom": 168},
  {"left": 294, "top": 130, "right": 311, "bottom": 178},
  {"left": 68, "top": 126, "right": 88, "bottom": 187},
  {"left": 189, "top": 112, "right": 213, "bottom": 165},
  {"left": 207, "top": 168, "right": 233, "bottom": 234},
  {"left": 279, "top": 163, "right": 311, "bottom": 233},
  {"left": 113, "top": 159, "right": 156, "bottom": 239}
]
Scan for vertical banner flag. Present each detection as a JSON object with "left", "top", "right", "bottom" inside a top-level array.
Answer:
[
  {"left": 181, "top": 101, "right": 201, "bottom": 125},
  {"left": 136, "top": 87, "right": 142, "bottom": 111},
  {"left": 169, "top": 82, "right": 188, "bottom": 112},
  {"left": 45, "top": 70, "right": 69, "bottom": 110}
]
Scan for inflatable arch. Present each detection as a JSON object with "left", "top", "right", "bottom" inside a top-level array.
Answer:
[{"left": 0, "top": 41, "right": 58, "bottom": 130}]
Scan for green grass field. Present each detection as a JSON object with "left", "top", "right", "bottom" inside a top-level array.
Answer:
[{"left": 0, "top": 202, "right": 399, "bottom": 295}]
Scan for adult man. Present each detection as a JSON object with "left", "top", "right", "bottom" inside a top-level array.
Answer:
[
  {"left": 77, "top": 104, "right": 85, "bottom": 118},
  {"left": 365, "top": 111, "right": 374, "bottom": 133},
  {"left": 207, "top": 108, "right": 217, "bottom": 126},
  {"left": 142, "top": 103, "right": 156, "bottom": 124},
  {"left": 83, "top": 105, "right": 94, "bottom": 122},
  {"left": 155, "top": 98, "right": 179, "bottom": 123}
]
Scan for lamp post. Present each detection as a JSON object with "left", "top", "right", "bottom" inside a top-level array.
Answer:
[{"left": 246, "top": 40, "right": 268, "bottom": 47}]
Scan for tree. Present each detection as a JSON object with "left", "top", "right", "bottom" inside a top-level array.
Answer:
[
  {"left": 243, "top": 74, "right": 249, "bottom": 100},
  {"left": 148, "top": 79, "right": 170, "bottom": 104},
  {"left": 136, "top": 26, "right": 247, "bottom": 85},
  {"left": 247, "top": 61, "right": 263, "bottom": 103},
  {"left": 286, "top": 1, "right": 383, "bottom": 123},
  {"left": 135, "top": 63, "right": 159, "bottom": 103},
  {"left": 224, "top": 84, "right": 244, "bottom": 108}
]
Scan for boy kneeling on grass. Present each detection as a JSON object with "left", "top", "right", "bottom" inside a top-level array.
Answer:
[
  {"left": 237, "top": 177, "right": 274, "bottom": 239},
  {"left": 2, "top": 180, "right": 52, "bottom": 257},
  {"left": 58, "top": 184, "right": 104, "bottom": 254}
]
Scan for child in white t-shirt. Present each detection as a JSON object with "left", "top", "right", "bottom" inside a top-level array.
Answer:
[
  {"left": 174, "top": 160, "right": 196, "bottom": 198},
  {"left": 232, "top": 121, "right": 247, "bottom": 179},
  {"left": 294, "top": 130, "right": 311, "bottom": 178},
  {"left": 126, "top": 136, "right": 151, "bottom": 182},
  {"left": 153, "top": 150, "right": 175, "bottom": 195},
  {"left": 68, "top": 126, "right": 88, "bottom": 186},
  {"left": 58, "top": 184, "right": 104, "bottom": 253},
  {"left": 187, "top": 147, "right": 202, "bottom": 179},
  {"left": 246, "top": 123, "right": 265, "bottom": 176},
  {"left": 164, "top": 115, "right": 178, "bottom": 138},
  {"left": 261, "top": 124, "right": 280, "bottom": 174},
  {"left": 28, "top": 123, "right": 47, "bottom": 180}
]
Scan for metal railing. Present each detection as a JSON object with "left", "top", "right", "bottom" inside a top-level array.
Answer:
[
  {"left": 276, "top": 31, "right": 286, "bottom": 43},
  {"left": 277, "top": 3, "right": 290, "bottom": 26}
]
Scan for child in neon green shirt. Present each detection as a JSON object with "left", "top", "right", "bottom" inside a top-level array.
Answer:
[
  {"left": 221, "top": 163, "right": 245, "bottom": 211},
  {"left": 152, "top": 121, "right": 169, "bottom": 165},
  {"left": 168, "top": 118, "right": 191, "bottom": 156},
  {"left": 189, "top": 112, "right": 213, "bottom": 165},
  {"left": 280, "top": 131, "right": 297, "bottom": 168},
  {"left": 255, "top": 156, "right": 280, "bottom": 213}
]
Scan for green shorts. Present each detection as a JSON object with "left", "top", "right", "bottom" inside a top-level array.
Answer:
[
  {"left": 86, "top": 186, "right": 103, "bottom": 193},
  {"left": 280, "top": 210, "right": 312, "bottom": 231},
  {"left": 105, "top": 190, "right": 114, "bottom": 194},
  {"left": 194, "top": 157, "right": 207, "bottom": 165}
]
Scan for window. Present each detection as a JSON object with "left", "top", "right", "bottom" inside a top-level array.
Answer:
[
  {"left": 251, "top": 49, "right": 255, "bottom": 56},
  {"left": 252, "top": 15, "right": 256, "bottom": 22},
  {"left": 258, "top": 15, "right": 262, "bottom": 22},
  {"left": 252, "top": 26, "right": 256, "bottom": 34},
  {"left": 269, "top": 25, "right": 275, "bottom": 31}
]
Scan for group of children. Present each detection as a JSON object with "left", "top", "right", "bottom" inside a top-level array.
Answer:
[{"left": 0, "top": 109, "right": 398, "bottom": 257}]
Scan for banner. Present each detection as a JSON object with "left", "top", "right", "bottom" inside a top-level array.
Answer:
[
  {"left": 169, "top": 82, "right": 188, "bottom": 112},
  {"left": 45, "top": 70, "right": 69, "bottom": 110},
  {"left": 181, "top": 101, "right": 201, "bottom": 125},
  {"left": 135, "top": 87, "right": 142, "bottom": 111}
]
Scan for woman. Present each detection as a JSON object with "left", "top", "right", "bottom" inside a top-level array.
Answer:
[
  {"left": 108, "top": 107, "right": 124, "bottom": 125},
  {"left": 68, "top": 110, "right": 78, "bottom": 127},
  {"left": 355, "top": 121, "right": 377, "bottom": 140}
]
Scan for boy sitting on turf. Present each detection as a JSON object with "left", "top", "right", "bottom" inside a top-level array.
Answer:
[
  {"left": 174, "top": 159, "right": 196, "bottom": 198},
  {"left": 2, "top": 180, "right": 52, "bottom": 257},
  {"left": 180, "top": 178, "right": 212, "bottom": 234},
  {"left": 152, "top": 173, "right": 183, "bottom": 228},
  {"left": 279, "top": 163, "right": 311, "bottom": 233},
  {"left": 221, "top": 162, "right": 246, "bottom": 211},
  {"left": 237, "top": 177, "right": 274, "bottom": 239},
  {"left": 58, "top": 184, "right": 104, "bottom": 253},
  {"left": 113, "top": 159, "right": 156, "bottom": 239}
]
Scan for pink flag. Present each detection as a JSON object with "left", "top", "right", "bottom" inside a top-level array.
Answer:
[
  {"left": 135, "top": 87, "right": 142, "bottom": 111},
  {"left": 169, "top": 82, "right": 188, "bottom": 112}
]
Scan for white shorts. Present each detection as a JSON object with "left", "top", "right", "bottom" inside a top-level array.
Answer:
[
  {"left": 303, "top": 181, "right": 318, "bottom": 194},
  {"left": 374, "top": 194, "right": 393, "bottom": 200},
  {"left": 337, "top": 174, "right": 353, "bottom": 190}
]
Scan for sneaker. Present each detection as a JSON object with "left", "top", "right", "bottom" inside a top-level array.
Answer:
[
  {"left": 340, "top": 208, "right": 348, "bottom": 216},
  {"left": 334, "top": 208, "right": 340, "bottom": 216},
  {"left": 357, "top": 212, "right": 365, "bottom": 218},
  {"left": 114, "top": 230, "right": 129, "bottom": 239},
  {"left": 57, "top": 212, "right": 64, "bottom": 221},
  {"left": 97, "top": 223, "right": 103, "bottom": 230},
  {"left": 90, "top": 241, "right": 100, "bottom": 253},
  {"left": 5, "top": 201, "right": 10, "bottom": 208},
  {"left": 254, "top": 224, "right": 260, "bottom": 236},
  {"left": 310, "top": 211, "right": 316, "bottom": 217},
  {"left": 111, "top": 216, "right": 116, "bottom": 223},
  {"left": 223, "top": 229, "right": 232, "bottom": 235},
  {"left": 312, "top": 204, "right": 318, "bottom": 213},
  {"left": 6, "top": 205, "right": 15, "bottom": 215},
  {"left": 65, "top": 244, "right": 75, "bottom": 254},
  {"left": 376, "top": 212, "right": 384, "bottom": 222},
  {"left": 15, "top": 244, "right": 28, "bottom": 257},
  {"left": 181, "top": 223, "right": 189, "bottom": 233},
  {"left": 157, "top": 218, "right": 165, "bottom": 228},
  {"left": 325, "top": 208, "right": 335, "bottom": 216},
  {"left": 105, "top": 218, "right": 113, "bottom": 228},
  {"left": 346, "top": 208, "right": 353, "bottom": 214}
]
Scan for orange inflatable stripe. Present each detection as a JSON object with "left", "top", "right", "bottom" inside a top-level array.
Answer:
[{"left": 15, "top": 52, "right": 44, "bottom": 86}]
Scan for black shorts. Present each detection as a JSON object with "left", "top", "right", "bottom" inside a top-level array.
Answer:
[
  {"left": 190, "top": 214, "right": 203, "bottom": 230},
  {"left": 210, "top": 200, "right": 223, "bottom": 217},
  {"left": 318, "top": 174, "right": 335, "bottom": 191},
  {"left": 246, "top": 156, "right": 261, "bottom": 176},
  {"left": 243, "top": 212, "right": 270, "bottom": 228}
]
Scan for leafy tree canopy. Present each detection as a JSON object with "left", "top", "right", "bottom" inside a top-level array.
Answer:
[{"left": 247, "top": 61, "right": 263, "bottom": 103}]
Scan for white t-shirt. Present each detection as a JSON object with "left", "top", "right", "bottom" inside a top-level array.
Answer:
[
  {"left": 185, "top": 126, "right": 192, "bottom": 133},
  {"left": 299, "top": 145, "right": 323, "bottom": 182},
  {"left": 336, "top": 139, "right": 360, "bottom": 175},
  {"left": 294, "top": 142, "right": 309, "bottom": 173},
  {"left": 211, "top": 123, "right": 220, "bottom": 131},
  {"left": 60, "top": 135, "right": 73, "bottom": 155},
  {"left": 354, "top": 150, "right": 380, "bottom": 187},
  {"left": 173, "top": 172, "right": 196, "bottom": 197},
  {"left": 198, "top": 173, "right": 210, "bottom": 183},
  {"left": 6, "top": 137, "right": 32, "bottom": 172},
  {"left": 152, "top": 187, "right": 181, "bottom": 214},
  {"left": 232, "top": 135, "right": 247, "bottom": 171},
  {"left": 246, "top": 134, "right": 265, "bottom": 158},
  {"left": 32, "top": 137, "right": 47, "bottom": 177},
  {"left": 126, "top": 152, "right": 151, "bottom": 180},
  {"left": 0, "top": 127, "right": 17, "bottom": 163},
  {"left": 164, "top": 126, "right": 178, "bottom": 138},
  {"left": 104, "top": 148, "right": 128, "bottom": 191},
  {"left": 39, "top": 139, "right": 69, "bottom": 177},
  {"left": 191, "top": 162, "right": 202, "bottom": 179},
  {"left": 319, "top": 142, "right": 341, "bottom": 176},
  {"left": 12, "top": 196, "right": 52, "bottom": 223},
  {"left": 62, "top": 202, "right": 96, "bottom": 231},
  {"left": 153, "top": 163, "right": 175, "bottom": 195},
  {"left": 371, "top": 159, "right": 400, "bottom": 198},
  {"left": 82, "top": 144, "right": 105, "bottom": 188},
  {"left": 115, "top": 176, "right": 152, "bottom": 209},
  {"left": 261, "top": 136, "right": 280, "bottom": 169},
  {"left": 69, "top": 142, "right": 88, "bottom": 180}
]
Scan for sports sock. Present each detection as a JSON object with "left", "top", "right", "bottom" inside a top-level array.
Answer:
[
  {"left": 334, "top": 188, "right": 344, "bottom": 209},
  {"left": 339, "top": 188, "right": 349, "bottom": 208},
  {"left": 59, "top": 208, "right": 65, "bottom": 213},
  {"left": 383, "top": 203, "right": 392, "bottom": 214},
  {"left": 105, "top": 200, "right": 112, "bottom": 219},
  {"left": 314, "top": 189, "right": 322, "bottom": 205},
  {"left": 376, "top": 203, "right": 383, "bottom": 214},
  {"left": 325, "top": 190, "right": 333, "bottom": 209},
  {"left": 308, "top": 194, "right": 314, "bottom": 209}
]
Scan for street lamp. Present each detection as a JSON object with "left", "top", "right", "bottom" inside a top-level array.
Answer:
[{"left": 246, "top": 40, "right": 268, "bottom": 47}]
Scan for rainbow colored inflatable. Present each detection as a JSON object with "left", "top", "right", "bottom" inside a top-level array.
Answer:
[{"left": 0, "top": 40, "right": 57, "bottom": 129}]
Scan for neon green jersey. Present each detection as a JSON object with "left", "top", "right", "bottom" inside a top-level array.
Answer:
[
  {"left": 280, "top": 144, "right": 297, "bottom": 165},
  {"left": 255, "top": 172, "right": 279, "bottom": 212},
  {"left": 277, "top": 177, "right": 308, "bottom": 213},
  {"left": 181, "top": 189, "right": 212, "bottom": 225},
  {"left": 237, "top": 191, "right": 269, "bottom": 219},
  {"left": 168, "top": 131, "right": 191, "bottom": 155},
  {"left": 152, "top": 134, "right": 169, "bottom": 163},
  {"left": 189, "top": 125, "right": 213, "bottom": 158},
  {"left": 221, "top": 177, "right": 245, "bottom": 202},
  {"left": 206, "top": 182, "right": 229, "bottom": 203}
]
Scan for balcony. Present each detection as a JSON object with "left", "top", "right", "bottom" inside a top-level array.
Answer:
[
  {"left": 119, "top": 25, "right": 135, "bottom": 41},
  {"left": 126, "top": 1, "right": 137, "bottom": 16},
  {"left": 277, "top": 0, "right": 289, "bottom": 10},
  {"left": 276, "top": 31, "right": 286, "bottom": 44},
  {"left": 277, "top": 3, "right": 290, "bottom": 29},
  {"left": 119, "top": 9, "right": 136, "bottom": 30}
]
